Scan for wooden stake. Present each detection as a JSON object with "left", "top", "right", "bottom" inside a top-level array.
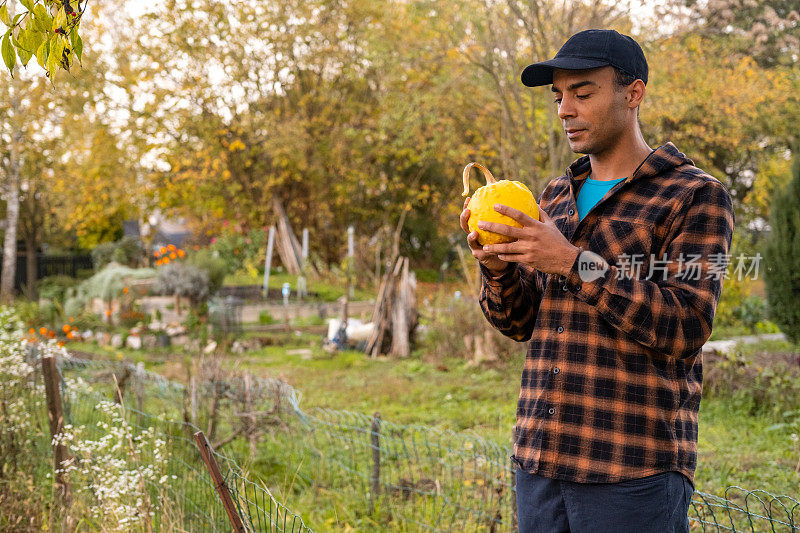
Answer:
[
  {"left": 263, "top": 225, "right": 275, "bottom": 299},
  {"left": 194, "top": 431, "right": 246, "bottom": 533},
  {"left": 41, "top": 355, "right": 72, "bottom": 505}
]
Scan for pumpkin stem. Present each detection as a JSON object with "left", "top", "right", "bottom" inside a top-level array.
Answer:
[{"left": 462, "top": 162, "right": 497, "bottom": 196}]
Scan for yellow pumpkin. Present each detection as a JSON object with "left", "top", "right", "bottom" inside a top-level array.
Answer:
[{"left": 462, "top": 162, "right": 539, "bottom": 245}]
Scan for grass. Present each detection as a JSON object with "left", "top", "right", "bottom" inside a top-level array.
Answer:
[
  {"left": 68, "top": 334, "right": 800, "bottom": 501},
  {"left": 223, "top": 270, "right": 377, "bottom": 302}
]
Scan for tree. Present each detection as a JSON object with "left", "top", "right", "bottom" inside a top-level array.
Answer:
[
  {"left": 663, "top": 0, "right": 799, "bottom": 67},
  {"left": 764, "top": 154, "right": 800, "bottom": 345},
  {"left": 643, "top": 33, "right": 799, "bottom": 235}
]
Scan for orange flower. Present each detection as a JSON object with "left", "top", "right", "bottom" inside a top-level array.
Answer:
[
  {"left": 105, "top": 310, "right": 112, "bottom": 316},
  {"left": 29, "top": 328, "right": 35, "bottom": 335},
  {"left": 62, "top": 324, "right": 71, "bottom": 333},
  {"left": 162, "top": 257, "right": 170, "bottom": 264},
  {"left": 39, "top": 327, "right": 47, "bottom": 336},
  {"left": 69, "top": 317, "right": 74, "bottom": 322},
  {"left": 167, "top": 244, "right": 176, "bottom": 251},
  {"left": 160, "top": 246, "right": 167, "bottom": 254},
  {"left": 66, "top": 331, "right": 74, "bottom": 339},
  {"left": 153, "top": 250, "right": 160, "bottom": 257},
  {"left": 48, "top": 331, "right": 56, "bottom": 339},
  {"left": 123, "top": 287, "right": 129, "bottom": 294},
  {"left": 57, "top": 341, "right": 64, "bottom": 348},
  {"left": 177, "top": 249, "right": 185, "bottom": 258},
  {"left": 169, "top": 252, "right": 177, "bottom": 259}
]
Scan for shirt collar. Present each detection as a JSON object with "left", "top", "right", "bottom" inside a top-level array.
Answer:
[{"left": 565, "top": 142, "right": 694, "bottom": 185}]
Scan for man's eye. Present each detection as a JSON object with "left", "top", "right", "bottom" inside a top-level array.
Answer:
[
  {"left": 577, "top": 94, "right": 591, "bottom": 99},
  {"left": 553, "top": 98, "right": 562, "bottom": 104}
]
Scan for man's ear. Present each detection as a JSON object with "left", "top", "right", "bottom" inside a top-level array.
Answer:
[{"left": 627, "top": 79, "right": 646, "bottom": 110}]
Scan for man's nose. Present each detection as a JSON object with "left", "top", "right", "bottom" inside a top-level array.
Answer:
[{"left": 557, "top": 97, "right": 576, "bottom": 120}]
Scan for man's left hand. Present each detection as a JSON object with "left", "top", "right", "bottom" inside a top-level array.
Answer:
[{"left": 478, "top": 204, "right": 580, "bottom": 277}]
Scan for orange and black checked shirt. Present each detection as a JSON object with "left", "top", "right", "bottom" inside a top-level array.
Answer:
[{"left": 478, "top": 142, "right": 735, "bottom": 487}]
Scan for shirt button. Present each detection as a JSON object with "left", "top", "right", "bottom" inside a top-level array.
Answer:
[
  {"left": 553, "top": 367, "right": 560, "bottom": 374},
  {"left": 548, "top": 408, "right": 555, "bottom": 415},
  {"left": 557, "top": 326, "right": 564, "bottom": 333}
]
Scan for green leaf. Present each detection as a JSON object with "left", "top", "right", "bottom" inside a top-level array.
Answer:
[
  {"left": 33, "top": 4, "right": 50, "bottom": 33},
  {"left": 69, "top": 28, "right": 82, "bottom": 63},
  {"left": 19, "top": 0, "right": 34, "bottom": 12},
  {"left": 36, "top": 39, "right": 47, "bottom": 69},
  {"left": 46, "top": 35, "right": 62, "bottom": 73},
  {"left": 52, "top": 8, "right": 66, "bottom": 32},
  {"left": 2, "top": 33, "right": 16, "bottom": 73},
  {"left": 29, "top": 29, "right": 45, "bottom": 54},
  {"left": 0, "top": 5, "right": 10, "bottom": 26}
]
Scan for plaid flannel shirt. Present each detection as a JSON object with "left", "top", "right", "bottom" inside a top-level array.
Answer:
[{"left": 479, "top": 142, "right": 735, "bottom": 487}]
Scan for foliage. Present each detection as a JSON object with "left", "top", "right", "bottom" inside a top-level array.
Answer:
[
  {"left": 153, "top": 263, "right": 210, "bottom": 306},
  {"left": 91, "top": 235, "right": 143, "bottom": 270},
  {"left": 258, "top": 310, "right": 274, "bottom": 325},
  {"left": 644, "top": 33, "right": 799, "bottom": 232},
  {"left": 667, "top": 0, "right": 799, "bottom": 67},
  {"left": 419, "top": 290, "right": 525, "bottom": 363},
  {"left": 57, "top": 401, "right": 167, "bottom": 531},
  {"left": 763, "top": 155, "right": 800, "bottom": 344},
  {"left": 63, "top": 263, "right": 156, "bottom": 318},
  {"left": 36, "top": 274, "right": 78, "bottom": 303},
  {"left": 0, "top": 0, "right": 85, "bottom": 77},
  {"left": 734, "top": 295, "right": 767, "bottom": 333},
  {"left": 187, "top": 248, "right": 230, "bottom": 296}
]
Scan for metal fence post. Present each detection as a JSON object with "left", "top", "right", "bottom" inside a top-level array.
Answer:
[
  {"left": 369, "top": 412, "right": 381, "bottom": 515},
  {"left": 194, "top": 430, "right": 246, "bottom": 532}
]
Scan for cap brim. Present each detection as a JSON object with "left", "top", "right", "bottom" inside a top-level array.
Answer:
[{"left": 521, "top": 57, "right": 610, "bottom": 87}]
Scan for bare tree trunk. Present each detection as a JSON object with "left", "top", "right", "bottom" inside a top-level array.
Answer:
[
  {"left": 0, "top": 1, "right": 20, "bottom": 304},
  {"left": 1, "top": 123, "right": 21, "bottom": 303},
  {"left": 25, "top": 233, "right": 37, "bottom": 301}
]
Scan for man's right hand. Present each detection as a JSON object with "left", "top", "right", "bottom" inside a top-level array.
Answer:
[{"left": 460, "top": 197, "right": 510, "bottom": 275}]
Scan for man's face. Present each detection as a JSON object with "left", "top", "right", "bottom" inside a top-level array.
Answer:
[{"left": 551, "top": 66, "right": 631, "bottom": 155}]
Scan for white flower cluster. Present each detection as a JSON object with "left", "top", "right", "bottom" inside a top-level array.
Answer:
[
  {"left": 0, "top": 307, "right": 43, "bottom": 443},
  {"left": 56, "top": 400, "right": 170, "bottom": 531}
]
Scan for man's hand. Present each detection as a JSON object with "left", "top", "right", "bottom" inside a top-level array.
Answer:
[
  {"left": 460, "top": 197, "right": 509, "bottom": 275},
  {"left": 478, "top": 204, "right": 581, "bottom": 277}
]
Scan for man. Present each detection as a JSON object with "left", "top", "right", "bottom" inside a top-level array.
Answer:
[{"left": 459, "top": 29, "right": 734, "bottom": 532}]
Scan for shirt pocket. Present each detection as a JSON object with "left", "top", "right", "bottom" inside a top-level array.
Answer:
[{"left": 588, "top": 218, "right": 654, "bottom": 278}]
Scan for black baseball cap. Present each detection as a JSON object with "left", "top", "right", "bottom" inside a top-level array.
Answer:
[{"left": 521, "top": 29, "right": 648, "bottom": 87}]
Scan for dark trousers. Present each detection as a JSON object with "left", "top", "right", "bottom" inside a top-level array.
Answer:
[{"left": 515, "top": 468, "right": 694, "bottom": 533}]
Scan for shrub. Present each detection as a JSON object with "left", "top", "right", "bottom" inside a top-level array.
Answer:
[
  {"left": 37, "top": 275, "right": 80, "bottom": 304},
  {"left": 259, "top": 310, "right": 274, "bottom": 324},
  {"left": 734, "top": 295, "right": 767, "bottom": 333},
  {"left": 154, "top": 263, "right": 210, "bottom": 306},
  {"left": 92, "top": 236, "right": 143, "bottom": 269},
  {"left": 703, "top": 347, "right": 800, "bottom": 417},
  {"left": 209, "top": 227, "right": 267, "bottom": 274},
  {"left": 764, "top": 155, "right": 800, "bottom": 344},
  {"left": 419, "top": 290, "right": 525, "bottom": 364},
  {"left": 187, "top": 249, "right": 230, "bottom": 296},
  {"left": 64, "top": 263, "right": 157, "bottom": 318}
]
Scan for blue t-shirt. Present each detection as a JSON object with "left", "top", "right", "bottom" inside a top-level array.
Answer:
[{"left": 576, "top": 175, "right": 627, "bottom": 221}]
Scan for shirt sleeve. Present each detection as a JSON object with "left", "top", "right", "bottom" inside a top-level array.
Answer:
[
  {"left": 478, "top": 261, "right": 545, "bottom": 343},
  {"left": 563, "top": 180, "right": 735, "bottom": 360}
]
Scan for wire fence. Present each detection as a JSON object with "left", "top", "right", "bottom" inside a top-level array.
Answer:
[
  {"left": 22, "top": 348, "right": 800, "bottom": 532},
  {"left": 46, "top": 353, "right": 312, "bottom": 532}
]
